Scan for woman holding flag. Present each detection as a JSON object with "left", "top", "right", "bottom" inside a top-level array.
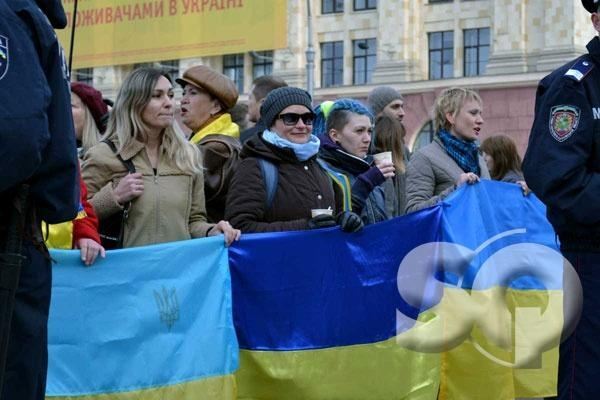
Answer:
[{"left": 405, "top": 87, "right": 490, "bottom": 213}]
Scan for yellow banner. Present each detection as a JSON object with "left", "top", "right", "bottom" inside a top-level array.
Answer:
[{"left": 57, "top": 0, "right": 287, "bottom": 69}]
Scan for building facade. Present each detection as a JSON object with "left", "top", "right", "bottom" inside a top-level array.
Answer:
[{"left": 80, "top": 0, "right": 595, "bottom": 154}]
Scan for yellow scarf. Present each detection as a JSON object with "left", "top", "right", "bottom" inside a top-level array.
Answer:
[{"left": 189, "top": 113, "right": 239, "bottom": 144}]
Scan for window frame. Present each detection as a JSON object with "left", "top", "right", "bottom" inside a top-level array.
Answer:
[
  {"left": 463, "top": 27, "right": 490, "bottom": 77},
  {"left": 252, "top": 51, "right": 274, "bottom": 80},
  {"left": 322, "top": 0, "right": 344, "bottom": 14},
  {"left": 320, "top": 41, "right": 344, "bottom": 88},
  {"left": 353, "top": 0, "right": 377, "bottom": 11},
  {"left": 223, "top": 53, "right": 245, "bottom": 94},
  {"left": 352, "top": 38, "right": 377, "bottom": 85},
  {"left": 428, "top": 30, "right": 454, "bottom": 80}
]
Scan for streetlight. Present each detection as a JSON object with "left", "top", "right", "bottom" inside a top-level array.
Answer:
[{"left": 306, "top": 0, "right": 315, "bottom": 97}]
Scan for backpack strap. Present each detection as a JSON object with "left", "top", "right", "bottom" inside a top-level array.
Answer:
[
  {"left": 102, "top": 140, "right": 136, "bottom": 173},
  {"left": 316, "top": 158, "right": 353, "bottom": 212},
  {"left": 257, "top": 158, "right": 278, "bottom": 210}
]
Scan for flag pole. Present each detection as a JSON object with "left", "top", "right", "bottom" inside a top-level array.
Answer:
[{"left": 68, "top": 0, "right": 79, "bottom": 75}]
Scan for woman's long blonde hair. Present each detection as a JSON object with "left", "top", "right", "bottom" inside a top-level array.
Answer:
[
  {"left": 79, "top": 103, "right": 101, "bottom": 156},
  {"left": 433, "top": 87, "right": 482, "bottom": 134},
  {"left": 373, "top": 114, "right": 406, "bottom": 173},
  {"left": 104, "top": 67, "right": 202, "bottom": 174}
]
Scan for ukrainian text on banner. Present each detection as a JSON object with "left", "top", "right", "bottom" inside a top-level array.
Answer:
[
  {"left": 57, "top": 0, "right": 287, "bottom": 68},
  {"left": 46, "top": 237, "right": 238, "bottom": 399},
  {"left": 396, "top": 181, "right": 564, "bottom": 400},
  {"left": 229, "top": 207, "right": 444, "bottom": 400}
]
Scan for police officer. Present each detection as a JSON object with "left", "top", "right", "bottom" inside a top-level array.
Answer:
[
  {"left": 522, "top": 1, "right": 600, "bottom": 398},
  {"left": 0, "top": 0, "right": 79, "bottom": 398}
]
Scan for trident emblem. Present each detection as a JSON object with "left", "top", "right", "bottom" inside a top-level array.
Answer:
[{"left": 153, "top": 287, "right": 179, "bottom": 331}]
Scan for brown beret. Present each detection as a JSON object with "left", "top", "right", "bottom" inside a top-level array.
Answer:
[{"left": 176, "top": 65, "right": 239, "bottom": 110}]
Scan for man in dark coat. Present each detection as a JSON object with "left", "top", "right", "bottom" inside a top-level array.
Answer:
[
  {"left": 0, "top": 0, "right": 79, "bottom": 398},
  {"left": 523, "top": 1, "right": 600, "bottom": 398},
  {"left": 239, "top": 75, "right": 287, "bottom": 144}
]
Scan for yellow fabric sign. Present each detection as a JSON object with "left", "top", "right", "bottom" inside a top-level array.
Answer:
[{"left": 57, "top": 0, "right": 287, "bottom": 69}]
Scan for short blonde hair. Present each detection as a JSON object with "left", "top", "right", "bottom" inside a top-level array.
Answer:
[{"left": 433, "top": 87, "right": 482, "bottom": 133}]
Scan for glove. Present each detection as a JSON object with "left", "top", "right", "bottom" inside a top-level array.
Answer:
[
  {"left": 336, "top": 211, "right": 364, "bottom": 233},
  {"left": 308, "top": 213, "right": 337, "bottom": 230}
]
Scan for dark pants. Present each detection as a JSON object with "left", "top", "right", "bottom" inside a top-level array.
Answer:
[
  {"left": 1, "top": 241, "right": 51, "bottom": 400},
  {"left": 556, "top": 251, "right": 600, "bottom": 400}
]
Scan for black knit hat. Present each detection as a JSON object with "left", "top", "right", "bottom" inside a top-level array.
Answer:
[
  {"left": 260, "top": 87, "right": 313, "bottom": 128},
  {"left": 582, "top": 0, "right": 600, "bottom": 12}
]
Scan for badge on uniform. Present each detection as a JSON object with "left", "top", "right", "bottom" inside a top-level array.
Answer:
[
  {"left": 0, "top": 35, "right": 8, "bottom": 81},
  {"left": 549, "top": 105, "right": 580, "bottom": 142}
]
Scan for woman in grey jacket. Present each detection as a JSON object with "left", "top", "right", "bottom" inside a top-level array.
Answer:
[{"left": 405, "top": 87, "right": 490, "bottom": 213}]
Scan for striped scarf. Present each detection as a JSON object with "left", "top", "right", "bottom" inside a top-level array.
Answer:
[{"left": 437, "top": 129, "right": 480, "bottom": 175}]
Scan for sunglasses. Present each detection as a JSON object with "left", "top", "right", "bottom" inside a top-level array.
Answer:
[{"left": 277, "top": 112, "right": 315, "bottom": 126}]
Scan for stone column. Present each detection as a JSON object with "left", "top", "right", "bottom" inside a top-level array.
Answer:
[
  {"left": 372, "top": 0, "right": 423, "bottom": 84},
  {"left": 535, "top": 0, "right": 593, "bottom": 72},
  {"left": 273, "top": 0, "right": 308, "bottom": 89},
  {"left": 485, "top": 0, "right": 528, "bottom": 75}
]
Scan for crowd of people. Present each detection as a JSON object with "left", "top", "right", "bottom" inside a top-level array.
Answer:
[{"left": 44, "top": 64, "right": 532, "bottom": 264}]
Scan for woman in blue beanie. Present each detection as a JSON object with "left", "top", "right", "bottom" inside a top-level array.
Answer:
[{"left": 316, "top": 99, "right": 395, "bottom": 225}]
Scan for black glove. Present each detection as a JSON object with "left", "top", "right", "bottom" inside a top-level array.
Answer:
[
  {"left": 336, "top": 211, "right": 364, "bottom": 233},
  {"left": 308, "top": 213, "right": 337, "bottom": 230}
]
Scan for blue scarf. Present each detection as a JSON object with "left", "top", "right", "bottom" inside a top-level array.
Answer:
[
  {"left": 262, "top": 129, "right": 321, "bottom": 162},
  {"left": 437, "top": 129, "right": 480, "bottom": 175}
]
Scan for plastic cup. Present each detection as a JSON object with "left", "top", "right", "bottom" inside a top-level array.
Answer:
[
  {"left": 311, "top": 208, "right": 333, "bottom": 218},
  {"left": 373, "top": 151, "right": 392, "bottom": 163}
]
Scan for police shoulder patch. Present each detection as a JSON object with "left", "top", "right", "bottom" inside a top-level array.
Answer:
[
  {"left": 549, "top": 105, "right": 580, "bottom": 142},
  {"left": 564, "top": 58, "right": 594, "bottom": 82},
  {"left": 0, "top": 35, "right": 9, "bottom": 81}
]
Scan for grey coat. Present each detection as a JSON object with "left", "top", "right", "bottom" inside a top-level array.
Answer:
[{"left": 405, "top": 137, "right": 490, "bottom": 213}]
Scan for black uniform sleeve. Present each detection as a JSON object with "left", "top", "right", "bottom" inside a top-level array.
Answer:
[
  {"left": 523, "top": 75, "right": 600, "bottom": 225},
  {"left": 0, "top": 0, "right": 78, "bottom": 223}
]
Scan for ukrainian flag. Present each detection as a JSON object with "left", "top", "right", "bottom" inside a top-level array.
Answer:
[
  {"left": 396, "top": 181, "right": 563, "bottom": 399},
  {"left": 46, "top": 237, "right": 238, "bottom": 399},
  {"left": 229, "top": 208, "right": 444, "bottom": 400}
]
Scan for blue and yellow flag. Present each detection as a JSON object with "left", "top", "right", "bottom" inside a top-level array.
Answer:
[
  {"left": 46, "top": 237, "right": 238, "bottom": 399},
  {"left": 46, "top": 181, "right": 564, "bottom": 400}
]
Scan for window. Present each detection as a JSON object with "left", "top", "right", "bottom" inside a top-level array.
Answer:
[
  {"left": 354, "top": 0, "right": 377, "bottom": 10},
  {"left": 223, "top": 54, "right": 244, "bottom": 93},
  {"left": 412, "top": 121, "right": 434, "bottom": 153},
  {"left": 428, "top": 31, "right": 454, "bottom": 80},
  {"left": 158, "top": 60, "right": 180, "bottom": 79},
  {"left": 429, "top": 0, "right": 452, "bottom": 3},
  {"left": 320, "top": 41, "right": 344, "bottom": 87},
  {"left": 322, "top": 0, "right": 343, "bottom": 14},
  {"left": 464, "top": 28, "right": 490, "bottom": 77},
  {"left": 252, "top": 51, "right": 273, "bottom": 79},
  {"left": 75, "top": 68, "right": 93, "bottom": 85},
  {"left": 353, "top": 38, "right": 376, "bottom": 85}
]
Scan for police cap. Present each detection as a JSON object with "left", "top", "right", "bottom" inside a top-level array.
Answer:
[{"left": 582, "top": 0, "right": 600, "bottom": 13}]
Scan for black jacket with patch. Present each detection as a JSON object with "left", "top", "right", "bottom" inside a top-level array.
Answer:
[
  {"left": 0, "top": 0, "right": 79, "bottom": 223},
  {"left": 523, "top": 37, "right": 600, "bottom": 252}
]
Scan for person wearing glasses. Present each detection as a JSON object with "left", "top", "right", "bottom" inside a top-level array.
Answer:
[
  {"left": 314, "top": 99, "right": 395, "bottom": 225},
  {"left": 225, "top": 87, "right": 363, "bottom": 233}
]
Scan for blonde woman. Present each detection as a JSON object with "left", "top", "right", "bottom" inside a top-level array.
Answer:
[
  {"left": 82, "top": 67, "right": 240, "bottom": 248},
  {"left": 405, "top": 87, "right": 490, "bottom": 213}
]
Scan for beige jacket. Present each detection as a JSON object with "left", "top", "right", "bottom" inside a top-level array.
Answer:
[
  {"left": 405, "top": 137, "right": 490, "bottom": 213},
  {"left": 81, "top": 138, "right": 213, "bottom": 248}
]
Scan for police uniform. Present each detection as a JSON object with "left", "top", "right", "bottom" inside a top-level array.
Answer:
[
  {"left": 0, "top": 0, "right": 78, "bottom": 398},
  {"left": 522, "top": 1, "right": 600, "bottom": 398}
]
